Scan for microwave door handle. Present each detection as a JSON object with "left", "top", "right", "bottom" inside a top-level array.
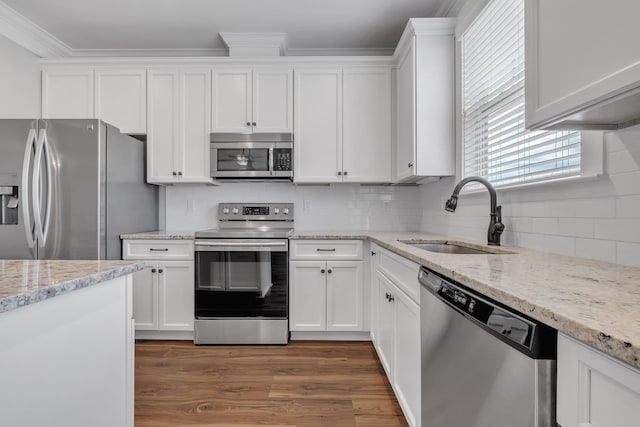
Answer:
[{"left": 269, "top": 146, "right": 274, "bottom": 176}]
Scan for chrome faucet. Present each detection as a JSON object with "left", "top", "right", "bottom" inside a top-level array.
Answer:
[{"left": 444, "top": 176, "right": 505, "bottom": 246}]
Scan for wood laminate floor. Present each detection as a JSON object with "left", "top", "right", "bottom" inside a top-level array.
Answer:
[{"left": 135, "top": 340, "right": 409, "bottom": 427}]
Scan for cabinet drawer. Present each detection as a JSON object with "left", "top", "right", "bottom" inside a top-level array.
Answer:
[
  {"left": 377, "top": 247, "right": 420, "bottom": 304},
  {"left": 122, "top": 240, "right": 193, "bottom": 260},
  {"left": 290, "top": 240, "right": 363, "bottom": 260}
]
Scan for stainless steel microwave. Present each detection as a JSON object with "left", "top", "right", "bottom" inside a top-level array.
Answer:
[{"left": 210, "top": 133, "right": 293, "bottom": 180}]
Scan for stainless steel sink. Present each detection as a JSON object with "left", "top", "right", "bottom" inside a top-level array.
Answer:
[{"left": 398, "top": 240, "right": 513, "bottom": 255}]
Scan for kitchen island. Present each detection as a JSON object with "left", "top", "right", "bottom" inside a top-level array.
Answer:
[{"left": 0, "top": 260, "right": 143, "bottom": 427}]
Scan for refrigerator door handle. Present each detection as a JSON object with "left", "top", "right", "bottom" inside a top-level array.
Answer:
[
  {"left": 41, "top": 129, "right": 53, "bottom": 245},
  {"left": 21, "top": 128, "right": 37, "bottom": 249},
  {"left": 33, "top": 128, "right": 46, "bottom": 247}
]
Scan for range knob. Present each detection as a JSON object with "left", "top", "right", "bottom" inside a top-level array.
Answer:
[
  {"left": 223, "top": 208, "right": 230, "bottom": 214},
  {"left": 283, "top": 208, "right": 289, "bottom": 215},
  {"left": 232, "top": 208, "right": 239, "bottom": 215},
  {"left": 273, "top": 208, "right": 280, "bottom": 214}
]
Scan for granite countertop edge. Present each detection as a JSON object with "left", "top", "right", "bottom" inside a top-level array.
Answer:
[
  {"left": 0, "top": 262, "right": 144, "bottom": 315},
  {"left": 120, "top": 231, "right": 194, "bottom": 240},
  {"left": 291, "top": 231, "right": 640, "bottom": 370}
]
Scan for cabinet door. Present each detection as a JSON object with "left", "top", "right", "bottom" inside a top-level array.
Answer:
[
  {"left": 293, "top": 68, "right": 343, "bottom": 183},
  {"left": 376, "top": 271, "right": 396, "bottom": 378},
  {"left": 289, "top": 261, "right": 327, "bottom": 331},
  {"left": 212, "top": 69, "right": 252, "bottom": 133},
  {"left": 396, "top": 39, "right": 416, "bottom": 182},
  {"left": 394, "top": 287, "right": 421, "bottom": 427},
  {"left": 95, "top": 70, "right": 147, "bottom": 134},
  {"left": 343, "top": 68, "right": 392, "bottom": 183},
  {"left": 253, "top": 68, "right": 293, "bottom": 133},
  {"left": 157, "top": 261, "right": 194, "bottom": 331},
  {"left": 178, "top": 69, "right": 211, "bottom": 181},
  {"left": 326, "top": 261, "right": 363, "bottom": 331},
  {"left": 42, "top": 70, "right": 94, "bottom": 119},
  {"left": 557, "top": 334, "right": 640, "bottom": 427},
  {"left": 132, "top": 263, "right": 158, "bottom": 330},
  {"left": 147, "top": 70, "right": 179, "bottom": 183}
]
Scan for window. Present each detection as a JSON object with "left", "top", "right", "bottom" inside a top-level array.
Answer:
[{"left": 462, "top": 0, "right": 581, "bottom": 188}]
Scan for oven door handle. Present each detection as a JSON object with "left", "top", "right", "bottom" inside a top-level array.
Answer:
[{"left": 194, "top": 240, "right": 288, "bottom": 252}]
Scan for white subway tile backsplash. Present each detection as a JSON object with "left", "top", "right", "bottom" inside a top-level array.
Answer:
[
  {"left": 419, "top": 126, "right": 640, "bottom": 266},
  {"left": 557, "top": 218, "right": 594, "bottom": 238},
  {"left": 575, "top": 239, "right": 616, "bottom": 263},
  {"left": 616, "top": 242, "right": 640, "bottom": 267}
]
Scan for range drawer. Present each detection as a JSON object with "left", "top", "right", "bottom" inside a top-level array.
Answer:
[
  {"left": 122, "top": 239, "right": 194, "bottom": 260},
  {"left": 377, "top": 246, "right": 420, "bottom": 303},
  {"left": 290, "top": 240, "right": 363, "bottom": 260}
]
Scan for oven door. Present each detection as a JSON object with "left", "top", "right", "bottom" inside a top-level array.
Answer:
[{"left": 194, "top": 239, "right": 288, "bottom": 318}]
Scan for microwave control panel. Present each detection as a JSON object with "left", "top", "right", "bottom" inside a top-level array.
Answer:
[{"left": 274, "top": 149, "right": 292, "bottom": 171}]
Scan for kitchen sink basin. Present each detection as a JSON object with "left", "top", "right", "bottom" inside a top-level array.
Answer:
[{"left": 398, "top": 240, "right": 513, "bottom": 255}]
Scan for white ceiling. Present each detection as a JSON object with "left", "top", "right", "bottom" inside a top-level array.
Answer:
[{"left": 1, "top": 0, "right": 455, "bottom": 56}]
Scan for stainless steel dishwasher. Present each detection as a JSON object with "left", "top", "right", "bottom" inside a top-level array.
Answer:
[{"left": 419, "top": 267, "right": 557, "bottom": 427}]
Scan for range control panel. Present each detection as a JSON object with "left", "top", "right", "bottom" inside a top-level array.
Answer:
[{"left": 219, "top": 203, "right": 294, "bottom": 221}]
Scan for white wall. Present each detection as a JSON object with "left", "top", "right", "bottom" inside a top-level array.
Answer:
[
  {"left": 419, "top": 127, "right": 640, "bottom": 267},
  {"left": 165, "top": 183, "right": 422, "bottom": 232},
  {"left": 0, "top": 35, "right": 41, "bottom": 117}
]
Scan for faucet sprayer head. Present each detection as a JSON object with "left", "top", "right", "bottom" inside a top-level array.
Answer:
[{"left": 444, "top": 195, "right": 458, "bottom": 212}]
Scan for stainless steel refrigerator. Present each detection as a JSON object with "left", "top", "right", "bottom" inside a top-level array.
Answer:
[{"left": 0, "top": 119, "right": 158, "bottom": 260}]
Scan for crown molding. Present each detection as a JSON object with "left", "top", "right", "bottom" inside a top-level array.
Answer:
[
  {"left": 287, "top": 47, "right": 394, "bottom": 57},
  {"left": 0, "top": 1, "right": 72, "bottom": 57},
  {"left": 219, "top": 32, "right": 288, "bottom": 57},
  {"left": 69, "top": 48, "right": 229, "bottom": 57}
]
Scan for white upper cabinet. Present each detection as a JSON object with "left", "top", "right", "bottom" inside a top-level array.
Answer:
[
  {"left": 253, "top": 69, "right": 294, "bottom": 132},
  {"left": 294, "top": 68, "right": 343, "bottom": 183},
  {"left": 294, "top": 67, "right": 393, "bottom": 184},
  {"left": 147, "top": 69, "right": 213, "bottom": 184},
  {"left": 343, "top": 68, "right": 392, "bottom": 183},
  {"left": 393, "top": 18, "right": 456, "bottom": 183},
  {"left": 525, "top": 0, "right": 640, "bottom": 130},
  {"left": 42, "top": 69, "right": 94, "bottom": 119},
  {"left": 211, "top": 68, "right": 292, "bottom": 133},
  {"left": 95, "top": 70, "right": 147, "bottom": 134}
]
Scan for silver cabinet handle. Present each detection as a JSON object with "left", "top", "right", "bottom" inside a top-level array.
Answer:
[
  {"left": 149, "top": 248, "right": 169, "bottom": 252},
  {"left": 316, "top": 248, "right": 336, "bottom": 252},
  {"left": 337, "top": 171, "right": 342, "bottom": 176},
  {"left": 178, "top": 171, "right": 183, "bottom": 176},
  {"left": 321, "top": 269, "right": 326, "bottom": 274},
  {"left": 252, "top": 122, "right": 257, "bottom": 126},
  {"left": 151, "top": 268, "right": 157, "bottom": 273},
  {"left": 327, "top": 269, "right": 332, "bottom": 274},
  {"left": 246, "top": 122, "right": 251, "bottom": 126},
  {"left": 343, "top": 171, "right": 348, "bottom": 176},
  {"left": 158, "top": 269, "right": 163, "bottom": 274},
  {"left": 172, "top": 172, "right": 177, "bottom": 176},
  {"left": 408, "top": 163, "right": 413, "bottom": 168}
]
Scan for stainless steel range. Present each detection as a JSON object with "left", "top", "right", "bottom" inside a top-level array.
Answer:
[{"left": 194, "top": 203, "right": 293, "bottom": 344}]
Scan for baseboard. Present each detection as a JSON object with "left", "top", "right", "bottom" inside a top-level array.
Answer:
[
  {"left": 290, "top": 331, "right": 372, "bottom": 341},
  {"left": 135, "top": 330, "right": 194, "bottom": 341}
]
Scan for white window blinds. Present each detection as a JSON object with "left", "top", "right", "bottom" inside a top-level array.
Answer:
[{"left": 462, "top": 0, "right": 580, "bottom": 188}]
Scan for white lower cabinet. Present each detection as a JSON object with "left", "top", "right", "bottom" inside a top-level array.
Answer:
[
  {"left": 123, "top": 239, "right": 194, "bottom": 339},
  {"left": 557, "top": 333, "right": 640, "bottom": 427},
  {"left": 290, "top": 260, "right": 363, "bottom": 332},
  {"left": 372, "top": 246, "right": 421, "bottom": 427}
]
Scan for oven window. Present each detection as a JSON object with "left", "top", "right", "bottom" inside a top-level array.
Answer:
[
  {"left": 195, "top": 250, "right": 288, "bottom": 318},
  {"left": 217, "top": 148, "right": 269, "bottom": 172}
]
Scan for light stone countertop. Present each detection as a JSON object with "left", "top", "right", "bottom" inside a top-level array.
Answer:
[
  {"left": 292, "top": 231, "right": 640, "bottom": 369},
  {"left": 120, "top": 230, "right": 195, "bottom": 240},
  {"left": 0, "top": 260, "right": 143, "bottom": 315}
]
